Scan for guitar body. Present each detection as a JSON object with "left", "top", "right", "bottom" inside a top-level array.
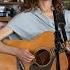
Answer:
[
  {"left": 3, "top": 32, "right": 68, "bottom": 70},
  {"left": 0, "top": 54, "right": 18, "bottom": 70}
]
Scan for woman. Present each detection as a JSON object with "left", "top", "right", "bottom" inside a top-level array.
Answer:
[{"left": 0, "top": 0, "right": 70, "bottom": 68}]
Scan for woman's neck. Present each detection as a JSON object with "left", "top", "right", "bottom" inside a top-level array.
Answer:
[
  {"left": 40, "top": 7, "right": 54, "bottom": 19},
  {"left": 39, "top": 0, "right": 54, "bottom": 19}
]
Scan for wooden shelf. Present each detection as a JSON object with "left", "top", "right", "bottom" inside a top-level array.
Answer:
[
  {"left": 0, "top": 2, "right": 23, "bottom": 5},
  {"left": 64, "top": 1, "right": 70, "bottom": 3},
  {"left": 0, "top": 17, "right": 12, "bottom": 22}
]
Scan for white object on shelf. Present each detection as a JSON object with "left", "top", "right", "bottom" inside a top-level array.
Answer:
[
  {"left": 20, "top": 0, "right": 24, "bottom": 2},
  {"left": 3, "top": 0, "right": 12, "bottom": 2}
]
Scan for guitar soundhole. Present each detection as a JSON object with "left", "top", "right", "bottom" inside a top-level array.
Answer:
[{"left": 35, "top": 49, "right": 50, "bottom": 65}]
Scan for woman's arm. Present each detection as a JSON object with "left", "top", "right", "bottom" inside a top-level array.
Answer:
[
  {"left": 0, "top": 26, "right": 13, "bottom": 40},
  {"left": 0, "top": 41, "right": 34, "bottom": 63},
  {"left": 0, "top": 26, "right": 35, "bottom": 63}
]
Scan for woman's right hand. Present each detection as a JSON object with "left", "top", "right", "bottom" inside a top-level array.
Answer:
[{"left": 17, "top": 48, "right": 35, "bottom": 64}]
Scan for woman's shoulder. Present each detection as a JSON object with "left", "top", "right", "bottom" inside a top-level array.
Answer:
[
  {"left": 64, "top": 9, "right": 70, "bottom": 31},
  {"left": 9, "top": 11, "right": 34, "bottom": 23},
  {"left": 15, "top": 11, "right": 33, "bottom": 18},
  {"left": 64, "top": 9, "right": 70, "bottom": 16},
  {"left": 64, "top": 9, "right": 70, "bottom": 12}
]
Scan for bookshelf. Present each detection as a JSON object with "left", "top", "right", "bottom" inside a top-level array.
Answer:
[
  {"left": 0, "top": 0, "right": 23, "bottom": 22},
  {"left": 0, "top": 17, "right": 11, "bottom": 22},
  {"left": 0, "top": 0, "right": 70, "bottom": 22},
  {"left": 0, "top": 2, "right": 23, "bottom": 5}
]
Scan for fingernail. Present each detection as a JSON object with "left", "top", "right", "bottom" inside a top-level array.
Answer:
[{"left": 30, "top": 55, "right": 35, "bottom": 58}]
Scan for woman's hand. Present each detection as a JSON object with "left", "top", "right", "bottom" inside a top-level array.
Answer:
[
  {"left": 65, "top": 40, "right": 70, "bottom": 52},
  {"left": 17, "top": 49, "right": 35, "bottom": 64},
  {"left": 0, "top": 41, "right": 35, "bottom": 64}
]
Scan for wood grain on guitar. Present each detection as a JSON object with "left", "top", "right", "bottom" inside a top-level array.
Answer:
[
  {"left": 0, "top": 54, "right": 18, "bottom": 70},
  {"left": 3, "top": 31, "right": 68, "bottom": 70}
]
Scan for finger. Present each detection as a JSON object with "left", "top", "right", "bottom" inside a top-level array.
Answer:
[
  {"left": 65, "top": 40, "right": 70, "bottom": 52},
  {"left": 22, "top": 56, "right": 33, "bottom": 63},
  {"left": 24, "top": 50, "right": 35, "bottom": 58},
  {"left": 20, "top": 55, "right": 33, "bottom": 63},
  {"left": 23, "top": 58, "right": 33, "bottom": 63},
  {"left": 24, "top": 50, "right": 34, "bottom": 56},
  {"left": 22, "top": 52, "right": 35, "bottom": 61},
  {"left": 22, "top": 59, "right": 32, "bottom": 64},
  {"left": 23, "top": 53, "right": 35, "bottom": 61},
  {"left": 21, "top": 58, "right": 32, "bottom": 64}
]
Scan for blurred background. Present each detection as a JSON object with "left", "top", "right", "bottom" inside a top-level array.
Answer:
[
  {"left": 0, "top": 0, "right": 70, "bottom": 27},
  {"left": 64, "top": 0, "right": 70, "bottom": 10},
  {"left": 0, "top": 0, "right": 70, "bottom": 17}
]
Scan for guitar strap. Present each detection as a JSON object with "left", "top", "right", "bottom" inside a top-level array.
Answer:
[{"left": 16, "top": 57, "right": 24, "bottom": 70}]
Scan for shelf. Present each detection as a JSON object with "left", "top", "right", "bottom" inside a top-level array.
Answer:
[
  {"left": 64, "top": 1, "right": 70, "bottom": 3},
  {"left": 0, "top": 17, "right": 12, "bottom": 22},
  {"left": 0, "top": 1, "right": 70, "bottom": 5},
  {"left": 0, "top": 2, "right": 23, "bottom": 5}
]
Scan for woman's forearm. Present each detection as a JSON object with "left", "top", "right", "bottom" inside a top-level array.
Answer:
[
  {"left": 0, "top": 26, "right": 13, "bottom": 40},
  {"left": 0, "top": 41, "right": 19, "bottom": 56},
  {"left": 0, "top": 41, "right": 35, "bottom": 64}
]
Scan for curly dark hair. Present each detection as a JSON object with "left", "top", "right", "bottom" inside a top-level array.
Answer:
[
  {"left": 22, "top": 0, "right": 39, "bottom": 11},
  {"left": 21, "top": 0, "right": 64, "bottom": 12}
]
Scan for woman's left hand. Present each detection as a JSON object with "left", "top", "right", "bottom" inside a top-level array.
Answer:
[{"left": 65, "top": 40, "right": 70, "bottom": 52}]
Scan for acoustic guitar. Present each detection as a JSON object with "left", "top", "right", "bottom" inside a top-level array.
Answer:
[
  {"left": 3, "top": 31, "right": 68, "bottom": 70},
  {"left": 0, "top": 54, "right": 18, "bottom": 70}
]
